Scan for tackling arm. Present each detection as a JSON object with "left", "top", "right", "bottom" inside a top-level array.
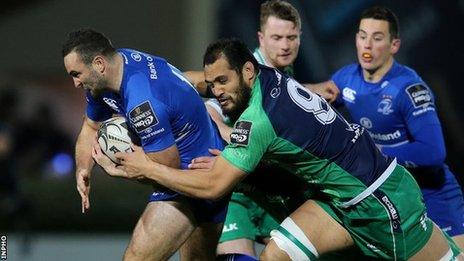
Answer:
[{"left": 113, "top": 146, "right": 246, "bottom": 200}]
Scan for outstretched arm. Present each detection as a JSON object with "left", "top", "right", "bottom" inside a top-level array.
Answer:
[{"left": 94, "top": 144, "right": 246, "bottom": 200}]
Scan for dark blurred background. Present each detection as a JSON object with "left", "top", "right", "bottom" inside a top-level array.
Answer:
[{"left": 0, "top": 0, "right": 462, "bottom": 260}]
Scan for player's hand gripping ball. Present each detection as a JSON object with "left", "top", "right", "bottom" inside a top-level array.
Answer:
[{"left": 97, "top": 117, "right": 138, "bottom": 163}]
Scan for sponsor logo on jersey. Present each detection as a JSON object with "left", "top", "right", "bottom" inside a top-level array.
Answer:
[
  {"left": 230, "top": 121, "right": 252, "bottom": 146},
  {"left": 374, "top": 190, "right": 402, "bottom": 233},
  {"left": 412, "top": 106, "right": 435, "bottom": 116},
  {"left": 347, "top": 123, "right": 364, "bottom": 143},
  {"left": 406, "top": 84, "right": 432, "bottom": 108},
  {"left": 129, "top": 101, "right": 159, "bottom": 133},
  {"left": 274, "top": 69, "right": 282, "bottom": 85},
  {"left": 359, "top": 117, "right": 372, "bottom": 129},
  {"left": 342, "top": 87, "right": 356, "bottom": 103},
  {"left": 270, "top": 87, "right": 281, "bottom": 98},
  {"left": 377, "top": 98, "right": 394, "bottom": 115},
  {"left": 103, "top": 97, "right": 121, "bottom": 112},
  {"left": 381, "top": 81, "right": 389, "bottom": 88},
  {"left": 142, "top": 55, "right": 158, "bottom": 80},
  {"left": 222, "top": 223, "right": 238, "bottom": 232},
  {"left": 130, "top": 52, "right": 142, "bottom": 62},
  {"left": 369, "top": 130, "right": 401, "bottom": 141}
]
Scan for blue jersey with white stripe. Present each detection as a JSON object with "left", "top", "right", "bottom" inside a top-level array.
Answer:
[{"left": 86, "top": 48, "right": 224, "bottom": 168}]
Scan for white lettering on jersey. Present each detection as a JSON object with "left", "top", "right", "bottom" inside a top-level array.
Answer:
[{"left": 369, "top": 130, "right": 401, "bottom": 141}]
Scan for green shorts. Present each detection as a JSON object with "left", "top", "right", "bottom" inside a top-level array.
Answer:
[
  {"left": 219, "top": 192, "right": 280, "bottom": 243},
  {"left": 314, "top": 165, "right": 434, "bottom": 259}
]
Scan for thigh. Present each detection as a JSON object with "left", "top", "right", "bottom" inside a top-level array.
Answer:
[
  {"left": 180, "top": 222, "right": 224, "bottom": 260},
  {"left": 124, "top": 200, "right": 196, "bottom": 261},
  {"left": 288, "top": 200, "right": 354, "bottom": 254},
  {"left": 409, "top": 223, "right": 456, "bottom": 261},
  {"left": 261, "top": 200, "right": 354, "bottom": 260}
]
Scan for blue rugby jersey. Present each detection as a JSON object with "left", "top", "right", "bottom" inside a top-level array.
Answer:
[
  {"left": 331, "top": 61, "right": 446, "bottom": 168},
  {"left": 86, "top": 48, "right": 224, "bottom": 168}
]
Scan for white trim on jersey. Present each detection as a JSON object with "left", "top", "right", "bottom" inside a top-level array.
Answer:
[{"left": 340, "top": 158, "right": 397, "bottom": 208}]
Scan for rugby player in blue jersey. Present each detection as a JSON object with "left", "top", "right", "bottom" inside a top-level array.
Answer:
[
  {"left": 62, "top": 29, "right": 227, "bottom": 260},
  {"left": 96, "top": 38, "right": 463, "bottom": 260},
  {"left": 320, "top": 6, "right": 464, "bottom": 248}
]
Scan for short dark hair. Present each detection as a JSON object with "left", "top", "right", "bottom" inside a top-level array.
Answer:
[
  {"left": 360, "top": 6, "right": 399, "bottom": 39},
  {"left": 203, "top": 38, "right": 259, "bottom": 75},
  {"left": 260, "top": 0, "right": 301, "bottom": 31},
  {"left": 61, "top": 28, "right": 116, "bottom": 64}
]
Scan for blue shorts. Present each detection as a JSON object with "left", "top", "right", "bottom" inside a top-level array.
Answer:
[
  {"left": 149, "top": 190, "right": 230, "bottom": 224},
  {"left": 422, "top": 166, "right": 464, "bottom": 236}
]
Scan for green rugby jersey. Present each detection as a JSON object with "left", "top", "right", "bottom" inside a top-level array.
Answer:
[{"left": 221, "top": 65, "right": 394, "bottom": 206}]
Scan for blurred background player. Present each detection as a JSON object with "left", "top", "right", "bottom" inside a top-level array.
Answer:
[
  {"left": 185, "top": 1, "right": 339, "bottom": 258},
  {"left": 62, "top": 28, "right": 227, "bottom": 260},
  {"left": 320, "top": 6, "right": 464, "bottom": 248},
  {"left": 217, "top": 0, "right": 341, "bottom": 257}
]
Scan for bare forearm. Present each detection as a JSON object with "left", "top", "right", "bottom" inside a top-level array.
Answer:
[
  {"left": 76, "top": 118, "right": 99, "bottom": 174},
  {"left": 146, "top": 163, "right": 220, "bottom": 200}
]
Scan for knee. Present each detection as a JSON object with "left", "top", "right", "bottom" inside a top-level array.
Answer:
[
  {"left": 259, "top": 241, "right": 290, "bottom": 261},
  {"left": 123, "top": 246, "right": 144, "bottom": 261}
]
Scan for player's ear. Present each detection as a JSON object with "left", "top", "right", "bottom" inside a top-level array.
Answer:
[
  {"left": 92, "top": 55, "right": 106, "bottom": 73},
  {"left": 242, "top": 61, "right": 255, "bottom": 81},
  {"left": 258, "top": 31, "right": 264, "bottom": 46},
  {"left": 391, "top": 38, "right": 401, "bottom": 55}
]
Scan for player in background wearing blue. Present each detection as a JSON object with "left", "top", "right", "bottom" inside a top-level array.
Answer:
[
  {"left": 320, "top": 6, "right": 464, "bottom": 248},
  {"left": 62, "top": 29, "right": 227, "bottom": 260}
]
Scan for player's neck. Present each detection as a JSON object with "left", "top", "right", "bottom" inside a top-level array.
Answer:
[
  {"left": 259, "top": 47, "right": 275, "bottom": 68},
  {"left": 363, "top": 57, "right": 394, "bottom": 83},
  {"left": 107, "top": 53, "right": 124, "bottom": 93}
]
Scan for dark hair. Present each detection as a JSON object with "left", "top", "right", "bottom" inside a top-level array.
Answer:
[
  {"left": 360, "top": 6, "right": 399, "bottom": 39},
  {"left": 203, "top": 38, "right": 259, "bottom": 75},
  {"left": 260, "top": 0, "right": 301, "bottom": 30},
  {"left": 61, "top": 28, "right": 116, "bottom": 64}
]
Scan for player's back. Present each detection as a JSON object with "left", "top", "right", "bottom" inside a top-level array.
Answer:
[
  {"left": 118, "top": 49, "right": 224, "bottom": 168},
  {"left": 224, "top": 66, "right": 393, "bottom": 205}
]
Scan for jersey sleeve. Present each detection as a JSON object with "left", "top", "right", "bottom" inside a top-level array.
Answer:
[
  {"left": 124, "top": 73, "right": 175, "bottom": 153},
  {"left": 381, "top": 82, "right": 446, "bottom": 167},
  {"left": 85, "top": 91, "right": 113, "bottom": 122},
  {"left": 398, "top": 82, "right": 440, "bottom": 132},
  {"left": 221, "top": 116, "right": 275, "bottom": 173}
]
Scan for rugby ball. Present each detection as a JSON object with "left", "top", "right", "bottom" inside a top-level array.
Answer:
[{"left": 97, "top": 116, "right": 136, "bottom": 163}]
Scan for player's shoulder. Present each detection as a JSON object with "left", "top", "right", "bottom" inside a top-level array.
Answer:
[
  {"left": 389, "top": 63, "right": 434, "bottom": 107},
  {"left": 336, "top": 63, "right": 359, "bottom": 74},
  {"left": 258, "top": 65, "right": 289, "bottom": 90},
  {"left": 332, "top": 63, "right": 359, "bottom": 82},
  {"left": 389, "top": 62, "right": 424, "bottom": 88}
]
